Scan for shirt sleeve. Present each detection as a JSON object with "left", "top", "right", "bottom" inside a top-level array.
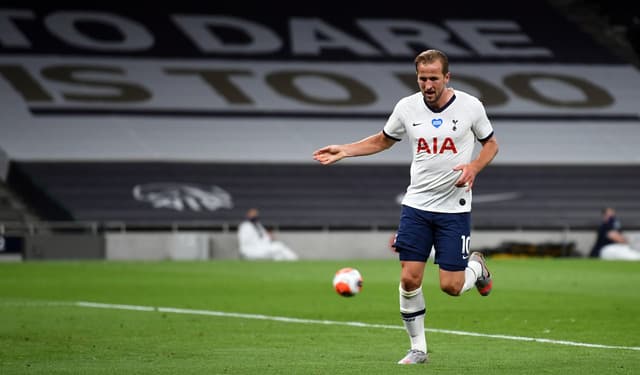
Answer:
[
  {"left": 382, "top": 101, "right": 406, "bottom": 141},
  {"left": 470, "top": 97, "right": 494, "bottom": 141}
]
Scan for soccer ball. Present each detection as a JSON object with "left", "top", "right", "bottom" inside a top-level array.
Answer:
[{"left": 332, "top": 267, "right": 363, "bottom": 297}]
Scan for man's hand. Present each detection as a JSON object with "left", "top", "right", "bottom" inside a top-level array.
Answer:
[
  {"left": 453, "top": 136, "right": 498, "bottom": 191},
  {"left": 453, "top": 163, "right": 480, "bottom": 191},
  {"left": 313, "top": 145, "right": 348, "bottom": 165}
]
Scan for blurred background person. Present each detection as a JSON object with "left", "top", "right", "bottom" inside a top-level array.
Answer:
[
  {"left": 590, "top": 207, "right": 640, "bottom": 260},
  {"left": 237, "top": 208, "right": 298, "bottom": 261}
]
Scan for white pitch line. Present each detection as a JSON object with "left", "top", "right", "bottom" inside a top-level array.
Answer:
[
  {"left": 74, "top": 301, "right": 640, "bottom": 352},
  {"left": 76, "top": 301, "right": 155, "bottom": 311}
]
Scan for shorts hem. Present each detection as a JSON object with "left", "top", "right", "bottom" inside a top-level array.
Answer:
[{"left": 438, "top": 262, "right": 466, "bottom": 272}]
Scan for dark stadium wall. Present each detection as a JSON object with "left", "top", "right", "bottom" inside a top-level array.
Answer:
[{"left": 10, "top": 161, "right": 640, "bottom": 229}]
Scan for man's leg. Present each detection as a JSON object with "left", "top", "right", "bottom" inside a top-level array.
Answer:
[
  {"left": 438, "top": 253, "right": 491, "bottom": 296},
  {"left": 601, "top": 244, "right": 640, "bottom": 260},
  {"left": 393, "top": 205, "right": 433, "bottom": 364},
  {"left": 269, "top": 241, "right": 299, "bottom": 261},
  {"left": 433, "top": 212, "right": 491, "bottom": 296},
  {"left": 398, "top": 261, "right": 428, "bottom": 364}
]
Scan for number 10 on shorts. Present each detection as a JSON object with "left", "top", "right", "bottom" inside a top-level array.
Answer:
[{"left": 461, "top": 235, "right": 471, "bottom": 259}]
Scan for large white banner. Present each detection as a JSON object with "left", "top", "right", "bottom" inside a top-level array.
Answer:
[{"left": 1, "top": 7, "right": 639, "bottom": 164}]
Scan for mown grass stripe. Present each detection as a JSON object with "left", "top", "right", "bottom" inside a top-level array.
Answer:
[{"left": 74, "top": 301, "right": 640, "bottom": 352}]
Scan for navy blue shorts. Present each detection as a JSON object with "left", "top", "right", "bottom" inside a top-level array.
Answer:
[{"left": 393, "top": 205, "right": 471, "bottom": 271}]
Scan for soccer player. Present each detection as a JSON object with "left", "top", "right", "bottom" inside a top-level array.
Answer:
[{"left": 312, "top": 49, "right": 499, "bottom": 365}]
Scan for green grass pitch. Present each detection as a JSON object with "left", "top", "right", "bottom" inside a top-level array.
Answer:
[{"left": 1, "top": 258, "right": 639, "bottom": 374}]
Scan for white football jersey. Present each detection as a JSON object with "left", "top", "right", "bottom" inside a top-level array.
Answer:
[{"left": 383, "top": 89, "right": 494, "bottom": 213}]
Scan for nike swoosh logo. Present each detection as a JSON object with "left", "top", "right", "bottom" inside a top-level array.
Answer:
[{"left": 412, "top": 123, "right": 423, "bottom": 127}]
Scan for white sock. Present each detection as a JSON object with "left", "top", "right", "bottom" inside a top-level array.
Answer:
[
  {"left": 459, "top": 260, "right": 482, "bottom": 295},
  {"left": 399, "top": 285, "right": 427, "bottom": 353}
]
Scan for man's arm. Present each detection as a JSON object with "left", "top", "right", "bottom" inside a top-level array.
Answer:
[
  {"left": 607, "top": 229, "right": 629, "bottom": 244},
  {"left": 313, "top": 131, "right": 396, "bottom": 165}
]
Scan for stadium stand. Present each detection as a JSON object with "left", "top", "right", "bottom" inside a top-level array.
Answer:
[
  {"left": 549, "top": 0, "right": 640, "bottom": 68},
  {"left": 0, "top": 1, "right": 639, "bottom": 259},
  {"left": 0, "top": 182, "right": 32, "bottom": 223},
  {"left": 7, "top": 161, "right": 640, "bottom": 230},
  {"left": 0, "top": 147, "right": 40, "bottom": 231}
]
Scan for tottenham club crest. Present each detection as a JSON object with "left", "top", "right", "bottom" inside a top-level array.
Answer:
[{"left": 133, "top": 182, "right": 234, "bottom": 212}]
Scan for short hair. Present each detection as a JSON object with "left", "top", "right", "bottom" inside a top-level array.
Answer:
[{"left": 414, "top": 49, "right": 449, "bottom": 75}]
